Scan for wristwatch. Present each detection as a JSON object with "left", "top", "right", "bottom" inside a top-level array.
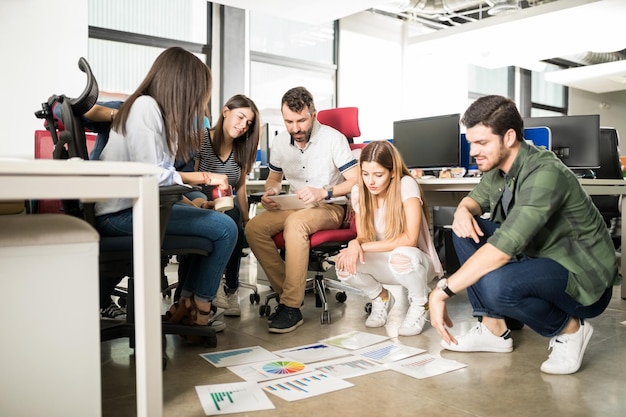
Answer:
[
  {"left": 436, "top": 278, "right": 456, "bottom": 297},
  {"left": 323, "top": 184, "right": 333, "bottom": 200}
]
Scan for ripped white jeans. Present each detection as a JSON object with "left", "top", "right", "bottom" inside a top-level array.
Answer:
[{"left": 336, "top": 246, "right": 435, "bottom": 306}]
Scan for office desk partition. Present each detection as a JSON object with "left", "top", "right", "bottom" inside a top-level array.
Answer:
[
  {"left": 417, "top": 177, "right": 626, "bottom": 299},
  {"left": 0, "top": 159, "right": 163, "bottom": 417}
]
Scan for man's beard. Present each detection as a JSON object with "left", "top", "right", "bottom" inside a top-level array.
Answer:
[{"left": 291, "top": 127, "right": 312, "bottom": 143}]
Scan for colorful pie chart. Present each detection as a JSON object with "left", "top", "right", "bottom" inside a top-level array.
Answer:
[{"left": 262, "top": 360, "right": 305, "bottom": 375}]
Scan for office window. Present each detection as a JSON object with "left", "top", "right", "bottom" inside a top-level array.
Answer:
[
  {"left": 88, "top": 0, "right": 210, "bottom": 97},
  {"left": 468, "top": 65, "right": 512, "bottom": 98},
  {"left": 249, "top": 13, "right": 334, "bottom": 65},
  {"left": 249, "top": 11, "right": 337, "bottom": 129},
  {"left": 250, "top": 61, "right": 335, "bottom": 128},
  {"left": 89, "top": 0, "right": 208, "bottom": 43},
  {"left": 531, "top": 62, "right": 567, "bottom": 116}
]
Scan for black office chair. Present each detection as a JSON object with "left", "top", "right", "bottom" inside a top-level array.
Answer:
[
  {"left": 591, "top": 127, "right": 622, "bottom": 248},
  {"left": 34, "top": 58, "right": 218, "bottom": 365}
]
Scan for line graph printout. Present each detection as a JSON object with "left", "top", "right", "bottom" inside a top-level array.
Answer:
[
  {"left": 312, "top": 355, "right": 387, "bottom": 379},
  {"left": 259, "top": 371, "right": 354, "bottom": 402},
  {"left": 195, "top": 382, "right": 275, "bottom": 415},
  {"left": 273, "top": 342, "right": 350, "bottom": 363},
  {"left": 320, "top": 330, "right": 389, "bottom": 350},
  {"left": 227, "top": 359, "right": 308, "bottom": 382},
  {"left": 388, "top": 354, "right": 467, "bottom": 379},
  {"left": 200, "top": 346, "right": 280, "bottom": 368},
  {"left": 352, "top": 341, "right": 426, "bottom": 364}
]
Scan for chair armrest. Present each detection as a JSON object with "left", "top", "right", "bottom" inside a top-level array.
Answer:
[{"left": 158, "top": 185, "right": 201, "bottom": 241}]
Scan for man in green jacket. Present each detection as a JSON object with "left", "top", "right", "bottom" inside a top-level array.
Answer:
[{"left": 429, "top": 95, "right": 619, "bottom": 375}]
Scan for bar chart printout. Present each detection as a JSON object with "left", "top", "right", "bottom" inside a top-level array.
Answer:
[
  {"left": 259, "top": 371, "right": 354, "bottom": 402},
  {"left": 389, "top": 354, "right": 467, "bottom": 379},
  {"left": 195, "top": 382, "right": 275, "bottom": 415},
  {"left": 312, "top": 356, "right": 387, "bottom": 379},
  {"left": 200, "top": 346, "right": 280, "bottom": 367}
]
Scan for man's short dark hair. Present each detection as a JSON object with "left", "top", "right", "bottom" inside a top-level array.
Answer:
[
  {"left": 281, "top": 86, "right": 316, "bottom": 115},
  {"left": 462, "top": 95, "right": 524, "bottom": 142}
]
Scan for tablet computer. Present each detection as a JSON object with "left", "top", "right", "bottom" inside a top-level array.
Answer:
[{"left": 267, "top": 194, "right": 316, "bottom": 210}]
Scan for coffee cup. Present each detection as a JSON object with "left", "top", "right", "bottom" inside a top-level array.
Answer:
[{"left": 212, "top": 185, "right": 234, "bottom": 212}]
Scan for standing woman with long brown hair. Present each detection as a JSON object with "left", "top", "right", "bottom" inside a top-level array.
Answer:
[{"left": 335, "top": 140, "right": 443, "bottom": 336}]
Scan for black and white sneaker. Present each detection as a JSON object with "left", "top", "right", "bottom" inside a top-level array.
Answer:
[{"left": 101, "top": 302, "right": 126, "bottom": 320}]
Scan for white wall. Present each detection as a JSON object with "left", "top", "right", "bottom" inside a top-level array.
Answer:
[
  {"left": 569, "top": 88, "right": 626, "bottom": 152},
  {"left": 0, "top": 0, "right": 87, "bottom": 158}
]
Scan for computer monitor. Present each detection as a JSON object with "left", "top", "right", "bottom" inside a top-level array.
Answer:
[
  {"left": 392, "top": 113, "right": 460, "bottom": 170},
  {"left": 523, "top": 114, "right": 601, "bottom": 170}
]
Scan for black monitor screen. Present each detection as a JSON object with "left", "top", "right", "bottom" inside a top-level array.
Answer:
[
  {"left": 393, "top": 113, "right": 460, "bottom": 169},
  {"left": 523, "top": 114, "right": 601, "bottom": 169}
]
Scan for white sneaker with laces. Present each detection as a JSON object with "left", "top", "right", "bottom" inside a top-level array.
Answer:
[
  {"left": 223, "top": 289, "right": 241, "bottom": 317},
  {"left": 540, "top": 320, "right": 593, "bottom": 375},
  {"left": 212, "top": 282, "right": 229, "bottom": 310},
  {"left": 398, "top": 303, "right": 428, "bottom": 336},
  {"left": 441, "top": 322, "right": 513, "bottom": 353},
  {"left": 208, "top": 308, "right": 226, "bottom": 332},
  {"left": 365, "top": 292, "right": 395, "bottom": 328}
]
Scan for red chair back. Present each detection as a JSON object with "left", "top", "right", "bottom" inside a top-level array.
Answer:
[{"left": 317, "top": 107, "right": 361, "bottom": 143}]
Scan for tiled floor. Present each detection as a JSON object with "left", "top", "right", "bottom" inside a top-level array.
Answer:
[{"left": 101, "top": 254, "right": 626, "bottom": 417}]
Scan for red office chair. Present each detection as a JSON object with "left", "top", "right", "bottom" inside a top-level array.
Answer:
[
  {"left": 317, "top": 107, "right": 361, "bottom": 144},
  {"left": 258, "top": 108, "right": 364, "bottom": 324}
]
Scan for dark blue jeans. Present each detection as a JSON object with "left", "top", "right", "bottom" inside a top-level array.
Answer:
[
  {"left": 453, "top": 217, "right": 612, "bottom": 337},
  {"left": 97, "top": 202, "right": 237, "bottom": 302}
]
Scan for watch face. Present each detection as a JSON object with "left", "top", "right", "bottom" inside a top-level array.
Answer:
[{"left": 437, "top": 279, "right": 447, "bottom": 289}]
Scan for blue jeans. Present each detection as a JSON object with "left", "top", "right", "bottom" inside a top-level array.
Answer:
[
  {"left": 181, "top": 190, "right": 245, "bottom": 291},
  {"left": 453, "top": 217, "right": 612, "bottom": 337},
  {"left": 96, "top": 202, "right": 238, "bottom": 302}
]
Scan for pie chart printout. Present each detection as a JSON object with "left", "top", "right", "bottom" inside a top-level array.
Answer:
[{"left": 262, "top": 361, "right": 306, "bottom": 375}]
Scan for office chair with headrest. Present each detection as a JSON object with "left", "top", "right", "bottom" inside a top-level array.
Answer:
[
  {"left": 257, "top": 108, "right": 365, "bottom": 324},
  {"left": 317, "top": 107, "right": 361, "bottom": 144},
  {"left": 591, "top": 127, "right": 622, "bottom": 248},
  {"left": 34, "top": 57, "right": 219, "bottom": 361}
]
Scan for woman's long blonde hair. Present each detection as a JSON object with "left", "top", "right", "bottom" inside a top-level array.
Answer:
[{"left": 357, "top": 141, "right": 431, "bottom": 241}]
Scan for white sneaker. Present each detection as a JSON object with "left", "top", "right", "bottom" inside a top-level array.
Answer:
[
  {"left": 365, "top": 292, "right": 395, "bottom": 328},
  {"left": 212, "top": 282, "right": 229, "bottom": 309},
  {"left": 213, "top": 283, "right": 241, "bottom": 316},
  {"left": 208, "top": 309, "right": 226, "bottom": 333},
  {"left": 441, "top": 322, "right": 513, "bottom": 353},
  {"left": 398, "top": 303, "right": 428, "bottom": 336},
  {"left": 540, "top": 320, "right": 593, "bottom": 375}
]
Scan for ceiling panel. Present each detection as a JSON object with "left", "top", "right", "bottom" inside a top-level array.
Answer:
[{"left": 211, "top": 0, "right": 396, "bottom": 24}]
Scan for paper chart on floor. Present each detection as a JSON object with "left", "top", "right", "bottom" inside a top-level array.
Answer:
[
  {"left": 227, "top": 358, "right": 309, "bottom": 382},
  {"left": 195, "top": 381, "right": 275, "bottom": 415},
  {"left": 388, "top": 354, "right": 467, "bottom": 379},
  {"left": 351, "top": 341, "right": 427, "bottom": 364},
  {"left": 273, "top": 342, "right": 350, "bottom": 363},
  {"left": 311, "top": 355, "right": 387, "bottom": 379},
  {"left": 259, "top": 371, "right": 354, "bottom": 402},
  {"left": 319, "top": 330, "right": 389, "bottom": 350},
  {"left": 200, "top": 346, "right": 280, "bottom": 368}
]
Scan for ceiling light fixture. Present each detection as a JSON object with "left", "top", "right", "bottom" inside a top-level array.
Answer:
[{"left": 488, "top": 0, "right": 521, "bottom": 16}]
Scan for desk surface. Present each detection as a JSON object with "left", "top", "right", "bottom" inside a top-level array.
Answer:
[{"left": 0, "top": 158, "right": 160, "bottom": 176}]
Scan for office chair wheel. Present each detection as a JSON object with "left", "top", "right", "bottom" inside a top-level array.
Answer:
[
  {"left": 365, "top": 302, "right": 372, "bottom": 314},
  {"left": 249, "top": 293, "right": 260, "bottom": 304},
  {"left": 335, "top": 292, "right": 347, "bottom": 303},
  {"left": 259, "top": 304, "right": 271, "bottom": 317},
  {"left": 321, "top": 311, "right": 331, "bottom": 324},
  {"left": 163, "top": 289, "right": 172, "bottom": 298}
]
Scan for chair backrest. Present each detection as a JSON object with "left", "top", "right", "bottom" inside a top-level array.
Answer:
[
  {"left": 596, "top": 127, "right": 622, "bottom": 179},
  {"left": 317, "top": 107, "right": 361, "bottom": 144}
]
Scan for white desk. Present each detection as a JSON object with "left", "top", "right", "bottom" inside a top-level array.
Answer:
[
  {"left": 0, "top": 159, "right": 163, "bottom": 417},
  {"left": 417, "top": 177, "right": 626, "bottom": 299}
]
